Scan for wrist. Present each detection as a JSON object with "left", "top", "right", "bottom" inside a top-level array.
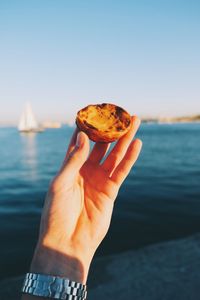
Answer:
[{"left": 30, "top": 244, "right": 90, "bottom": 284}]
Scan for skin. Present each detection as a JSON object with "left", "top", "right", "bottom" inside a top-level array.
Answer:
[{"left": 22, "top": 116, "right": 142, "bottom": 300}]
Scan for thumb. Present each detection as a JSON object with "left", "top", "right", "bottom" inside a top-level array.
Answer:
[{"left": 59, "top": 131, "right": 90, "bottom": 180}]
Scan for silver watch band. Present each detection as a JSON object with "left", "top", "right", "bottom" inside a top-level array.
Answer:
[{"left": 22, "top": 272, "right": 87, "bottom": 299}]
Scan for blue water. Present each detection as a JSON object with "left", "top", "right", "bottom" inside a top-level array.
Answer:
[{"left": 0, "top": 124, "right": 200, "bottom": 279}]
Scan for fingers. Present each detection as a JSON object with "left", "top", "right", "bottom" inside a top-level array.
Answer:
[
  {"left": 58, "top": 131, "right": 90, "bottom": 182},
  {"left": 88, "top": 142, "right": 110, "bottom": 164},
  {"left": 111, "top": 139, "right": 142, "bottom": 185},
  {"left": 101, "top": 116, "right": 141, "bottom": 175}
]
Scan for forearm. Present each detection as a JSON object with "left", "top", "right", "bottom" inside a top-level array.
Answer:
[{"left": 21, "top": 244, "right": 90, "bottom": 300}]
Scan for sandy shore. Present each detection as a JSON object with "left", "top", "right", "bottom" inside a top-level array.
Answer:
[{"left": 1, "top": 234, "right": 200, "bottom": 300}]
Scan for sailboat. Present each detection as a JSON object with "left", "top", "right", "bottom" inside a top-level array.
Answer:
[{"left": 18, "top": 103, "right": 44, "bottom": 133}]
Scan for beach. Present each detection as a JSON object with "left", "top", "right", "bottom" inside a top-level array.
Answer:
[{"left": 1, "top": 233, "right": 200, "bottom": 299}]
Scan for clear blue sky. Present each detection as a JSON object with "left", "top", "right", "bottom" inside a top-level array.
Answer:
[{"left": 0, "top": 0, "right": 199, "bottom": 124}]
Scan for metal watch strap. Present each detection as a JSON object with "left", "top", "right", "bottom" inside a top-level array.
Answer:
[{"left": 21, "top": 272, "right": 87, "bottom": 300}]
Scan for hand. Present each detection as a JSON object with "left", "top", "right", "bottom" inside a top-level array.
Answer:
[{"left": 30, "top": 116, "right": 142, "bottom": 284}]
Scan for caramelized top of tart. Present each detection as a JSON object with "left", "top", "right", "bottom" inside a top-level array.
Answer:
[{"left": 76, "top": 103, "right": 131, "bottom": 143}]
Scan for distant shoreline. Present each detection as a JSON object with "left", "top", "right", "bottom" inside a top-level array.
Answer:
[
  {"left": 0, "top": 116, "right": 200, "bottom": 127},
  {"left": 1, "top": 122, "right": 200, "bottom": 128},
  {"left": 142, "top": 115, "right": 200, "bottom": 124},
  {"left": 142, "top": 120, "right": 200, "bottom": 124}
]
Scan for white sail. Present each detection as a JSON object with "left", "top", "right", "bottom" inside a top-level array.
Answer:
[{"left": 18, "top": 103, "right": 41, "bottom": 132}]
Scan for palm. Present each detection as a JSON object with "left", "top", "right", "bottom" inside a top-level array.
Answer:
[
  {"left": 81, "top": 160, "right": 118, "bottom": 205},
  {"left": 42, "top": 116, "right": 141, "bottom": 255},
  {"left": 67, "top": 117, "right": 141, "bottom": 243},
  {"left": 77, "top": 161, "right": 118, "bottom": 240}
]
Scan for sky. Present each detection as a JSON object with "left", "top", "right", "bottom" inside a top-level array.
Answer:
[{"left": 0, "top": 0, "right": 200, "bottom": 124}]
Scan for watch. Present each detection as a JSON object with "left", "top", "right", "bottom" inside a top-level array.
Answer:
[{"left": 21, "top": 272, "right": 87, "bottom": 299}]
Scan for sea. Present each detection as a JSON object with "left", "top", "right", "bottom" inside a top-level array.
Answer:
[{"left": 0, "top": 123, "right": 200, "bottom": 280}]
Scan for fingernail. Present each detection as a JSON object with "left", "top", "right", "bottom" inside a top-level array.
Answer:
[{"left": 76, "top": 132, "right": 83, "bottom": 147}]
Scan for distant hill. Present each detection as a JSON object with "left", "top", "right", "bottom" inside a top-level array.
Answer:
[
  {"left": 171, "top": 115, "right": 200, "bottom": 123},
  {"left": 142, "top": 115, "right": 200, "bottom": 123}
]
